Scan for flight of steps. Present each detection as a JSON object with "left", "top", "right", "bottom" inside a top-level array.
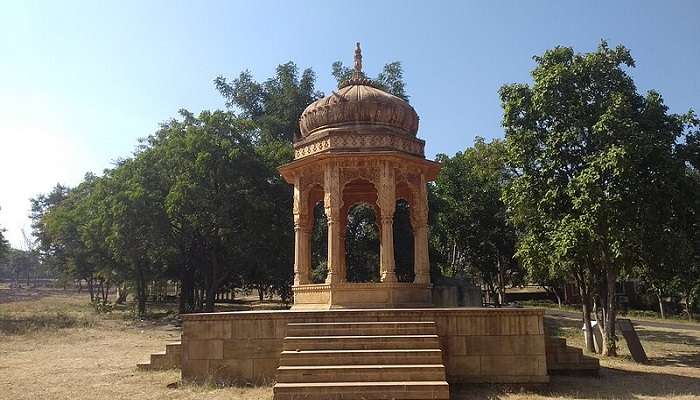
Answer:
[
  {"left": 273, "top": 321, "right": 450, "bottom": 400},
  {"left": 545, "top": 337, "right": 599, "bottom": 376},
  {"left": 137, "top": 342, "right": 182, "bottom": 370}
]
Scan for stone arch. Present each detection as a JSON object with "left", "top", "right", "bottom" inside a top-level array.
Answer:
[
  {"left": 393, "top": 197, "right": 415, "bottom": 282},
  {"left": 344, "top": 202, "right": 380, "bottom": 282},
  {"left": 341, "top": 178, "right": 381, "bottom": 283}
]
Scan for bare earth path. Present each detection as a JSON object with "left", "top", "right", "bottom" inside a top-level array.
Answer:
[
  {"left": 1, "top": 286, "right": 699, "bottom": 399},
  {"left": 545, "top": 308, "right": 700, "bottom": 332}
]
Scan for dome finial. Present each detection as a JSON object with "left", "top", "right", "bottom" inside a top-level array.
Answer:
[{"left": 353, "top": 42, "right": 362, "bottom": 79}]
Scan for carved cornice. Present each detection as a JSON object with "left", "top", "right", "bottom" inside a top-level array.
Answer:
[{"left": 294, "top": 129, "right": 425, "bottom": 160}]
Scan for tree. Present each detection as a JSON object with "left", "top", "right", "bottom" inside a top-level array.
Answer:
[
  {"left": 0, "top": 206, "right": 9, "bottom": 261},
  {"left": 501, "top": 41, "right": 695, "bottom": 355},
  {"left": 433, "top": 137, "right": 519, "bottom": 305},
  {"left": 673, "top": 128, "right": 700, "bottom": 320},
  {"left": 214, "top": 62, "right": 322, "bottom": 144},
  {"left": 30, "top": 184, "right": 71, "bottom": 279}
]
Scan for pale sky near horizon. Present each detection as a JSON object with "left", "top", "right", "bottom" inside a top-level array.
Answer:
[{"left": 1, "top": 1, "right": 698, "bottom": 248}]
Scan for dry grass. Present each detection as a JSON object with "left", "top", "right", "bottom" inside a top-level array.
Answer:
[
  {"left": 0, "top": 286, "right": 273, "bottom": 400},
  {"left": 1, "top": 285, "right": 699, "bottom": 400}
]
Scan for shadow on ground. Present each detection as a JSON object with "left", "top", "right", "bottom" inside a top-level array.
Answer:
[{"left": 451, "top": 367, "right": 700, "bottom": 399}]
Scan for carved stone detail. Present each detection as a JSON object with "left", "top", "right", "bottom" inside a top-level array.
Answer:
[
  {"left": 294, "top": 132, "right": 425, "bottom": 159},
  {"left": 278, "top": 46, "right": 441, "bottom": 309}
]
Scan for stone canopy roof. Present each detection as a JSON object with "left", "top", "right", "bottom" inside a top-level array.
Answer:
[{"left": 298, "top": 43, "right": 419, "bottom": 139}]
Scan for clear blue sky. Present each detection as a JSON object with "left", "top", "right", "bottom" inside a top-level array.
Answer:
[{"left": 1, "top": 0, "right": 698, "bottom": 247}]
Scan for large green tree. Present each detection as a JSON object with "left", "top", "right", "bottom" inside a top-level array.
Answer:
[
  {"left": 433, "top": 137, "right": 518, "bottom": 305},
  {"left": 501, "top": 41, "right": 696, "bottom": 354},
  {"left": 214, "top": 62, "right": 322, "bottom": 144}
]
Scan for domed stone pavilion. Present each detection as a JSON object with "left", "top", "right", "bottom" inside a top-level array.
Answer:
[
  {"left": 162, "top": 45, "right": 574, "bottom": 399},
  {"left": 279, "top": 43, "right": 440, "bottom": 309}
]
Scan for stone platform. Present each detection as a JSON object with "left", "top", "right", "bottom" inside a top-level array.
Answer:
[
  {"left": 180, "top": 308, "right": 550, "bottom": 386},
  {"left": 292, "top": 282, "right": 432, "bottom": 309}
]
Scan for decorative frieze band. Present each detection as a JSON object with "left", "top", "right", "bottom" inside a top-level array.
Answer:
[{"left": 294, "top": 133, "right": 425, "bottom": 159}]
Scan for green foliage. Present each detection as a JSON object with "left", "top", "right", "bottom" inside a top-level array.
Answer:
[
  {"left": 500, "top": 40, "right": 699, "bottom": 348},
  {"left": 32, "top": 60, "right": 325, "bottom": 314},
  {"left": 432, "top": 137, "right": 518, "bottom": 303},
  {"left": 345, "top": 204, "right": 380, "bottom": 283},
  {"left": 214, "top": 62, "right": 322, "bottom": 143}
]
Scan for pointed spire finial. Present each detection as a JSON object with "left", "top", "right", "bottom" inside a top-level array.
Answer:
[{"left": 353, "top": 42, "right": 362, "bottom": 79}]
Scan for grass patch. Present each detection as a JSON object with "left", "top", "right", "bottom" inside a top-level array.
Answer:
[{"left": 0, "top": 311, "right": 96, "bottom": 335}]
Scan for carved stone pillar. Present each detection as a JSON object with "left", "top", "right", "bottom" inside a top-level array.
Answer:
[
  {"left": 324, "top": 162, "right": 342, "bottom": 285},
  {"left": 338, "top": 206, "right": 347, "bottom": 283},
  {"left": 300, "top": 226, "right": 312, "bottom": 283},
  {"left": 293, "top": 177, "right": 310, "bottom": 285},
  {"left": 413, "top": 173, "right": 431, "bottom": 284},
  {"left": 378, "top": 162, "right": 397, "bottom": 282}
]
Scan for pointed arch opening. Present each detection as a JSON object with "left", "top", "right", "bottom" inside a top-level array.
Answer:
[
  {"left": 393, "top": 198, "right": 415, "bottom": 282},
  {"left": 345, "top": 203, "right": 380, "bottom": 282}
]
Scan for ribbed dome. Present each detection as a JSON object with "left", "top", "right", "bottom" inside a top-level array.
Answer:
[
  {"left": 298, "top": 43, "right": 418, "bottom": 139},
  {"left": 298, "top": 80, "right": 419, "bottom": 138}
]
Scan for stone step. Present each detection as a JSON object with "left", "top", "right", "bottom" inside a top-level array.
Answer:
[
  {"left": 287, "top": 321, "right": 437, "bottom": 337},
  {"left": 136, "top": 341, "right": 182, "bottom": 371},
  {"left": 165, "top": 342, "right": 182, "bottom": 354},
  {"left": 273, "top": 381, "right": 450, "bottom": 400},
  {"left": 283, "top": 335, "right": 441, "bottom": 351},
  {"left": 276, "top": 364, "right": 447, "bottom": 383},
  {"left": 136, "top": 362, "right": 151, "bottom": 371},
  {"left": 556, "top": 348, "right": 583, "bottom": 363},
  {"left": 280, "top": 349, "right": 443, "bottom": 366},
  {"left": 150, "top": 352, "right": 179, "bottom": 369}
]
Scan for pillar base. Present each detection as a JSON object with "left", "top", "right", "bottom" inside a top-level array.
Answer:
[{"left": 291, "top": 282, "right": 433, "bottom": 310}]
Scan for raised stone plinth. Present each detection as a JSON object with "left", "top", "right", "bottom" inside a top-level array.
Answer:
[
  {"left": 180, "top": 308, "right": 549, "bottom": 385},
  {"left": 292, "top": 282, "right": 432, "bottom": 309}
]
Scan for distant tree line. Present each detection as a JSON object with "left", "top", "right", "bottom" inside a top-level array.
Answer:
[{"left": 22, "top": 41, "right": 700, "bottom": 361}]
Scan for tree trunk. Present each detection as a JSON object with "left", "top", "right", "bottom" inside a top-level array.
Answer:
[
  {"left": 135, "top": 264, "right": 147, "bottom": 317},
  {"left": 687, "top": 291, "right": 694, "bottom": 321},
  {"left": 87, "top": 277, "right": 95, "bottom": 302},
  {"left": 552, "top": 287, "right": 562, "bottom": 309},
  {"left": 580, "top": 286, "right": 595, "bottom": 354},
  {"left": 205, "top": 256, "right": 218, "bottom": 313},
  {"left": 656, "top": 290, "right": 665, "bottom": 319},
  {"left": 179, "top": 266, "right": 194, "bottom": 314},
  {"left": 115, "top": 283, "right": 128, "bottom": 304},
  {"left": 97, "top": 279, "right": 104, "bottom": 302},
  {"left": 103, "top": 280, "right": 111, "bottom": 302},
  {"left": 602, "top": 269, "right": 618, "bottom": 356},
  {"left": 497, "top": 255, "right": 506, "bottom": 307}
]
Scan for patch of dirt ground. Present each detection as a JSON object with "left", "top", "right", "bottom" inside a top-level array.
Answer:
[{"left": 1, "top": 287, "right": 699, "bottom": 399}]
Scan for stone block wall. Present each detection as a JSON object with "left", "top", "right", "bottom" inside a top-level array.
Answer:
[{"left": 181, "top": 308, "right": 548, "bottom": 384}]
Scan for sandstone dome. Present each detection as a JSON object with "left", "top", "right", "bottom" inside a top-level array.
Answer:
[{"left": 298, "top": 44, "right": 419, "bottom": 139}]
